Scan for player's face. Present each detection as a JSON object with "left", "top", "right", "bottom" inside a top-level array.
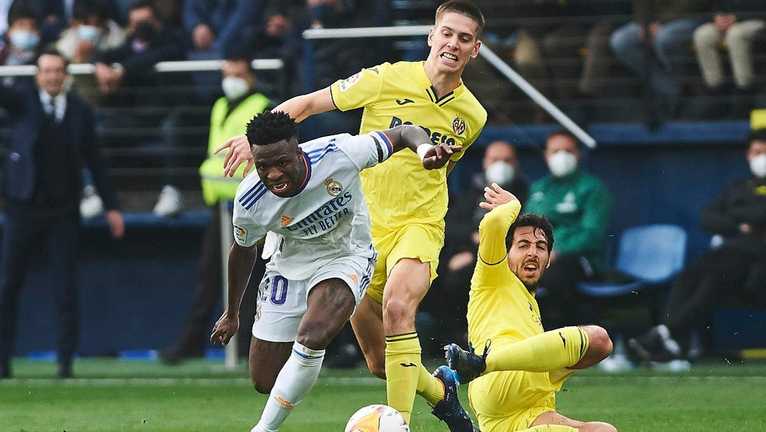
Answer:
[
  {"left": 427, "top": 12, "right": 481, "bottom": 74},
  {"left": 252, "top": 138, "right": 306, "bottom": 197},
  {"left": 507, "top": 226, "right": 551, "bottom": 290}
]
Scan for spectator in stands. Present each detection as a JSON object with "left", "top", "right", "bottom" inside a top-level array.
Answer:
[
  {"left": 94, "top": 0, "right": 186, "bottom": 217},
  {"left": 1, "top": 4, "right": 41, "bottom": 87},
  {"left": 431, "top": 140, "right": 529, "bottom": 346},
  {"left": 524, "top": 130, "right": 612, "bottom": 328},
  {"left": 183, "top": 0, "right": 261, "bottom": 58},
  {"left": 0, "top": 49, "right": 124, "bottom": 379},
  {"left": 693, "top": 1, "right": 765, "bottom": 116},
  {"left": 160, "top": 48, "right": 271, "bottom": 365},
  {"left": 629, "top": 129, "right": 766, "bottom": 364},
  {"left": 610, "top": 0, "right": 711, "bottom": 121},
  {"left": 56, "top": 0, "right": 126, "bottom": 103}
]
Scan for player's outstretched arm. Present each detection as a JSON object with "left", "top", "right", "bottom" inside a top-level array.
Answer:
[
  {"left": 215, "top": 89, "right": 337, "bottom": 177},
  {"left": 382, "top": 125, "right": 463, "bottom": 170},
  {"left": 210, "top": 242, "right": 258, "bottom": 345}
]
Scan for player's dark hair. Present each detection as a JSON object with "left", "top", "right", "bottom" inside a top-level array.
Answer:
[
  {"left": 37, "top": 47, "right": 69, "bottom": 71},
  {"left": 546, "top": 129, "right": 581, "bottom": 150},
  {"left": 505, "top": 214, "right": 554, "bottom": 252},
  {"left": 747, "top": 128, "right": 766, "bottom": 147},
  {"left": 246, "top": 111, "right": 297, "bottom": 146},
  {"left": 436, "top": 0, "right": 485, "bottom": 36}
]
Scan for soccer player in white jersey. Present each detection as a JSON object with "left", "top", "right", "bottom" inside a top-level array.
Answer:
[{"left": 210, "top": 111, "right": 459, "bottom": 432}]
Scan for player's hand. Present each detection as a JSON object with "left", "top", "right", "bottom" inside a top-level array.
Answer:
[
  {"left": 215, "top": 135, "right": 255, "bottom": 177},
  {"left": 422, "top": 144, "right": 462, "bottom": 170},
  {"left": 479, "top": 183, "right": 518, "bottom": 211},
  {"left": 210, "top": 312, "right": 239, "bottom": 345}
]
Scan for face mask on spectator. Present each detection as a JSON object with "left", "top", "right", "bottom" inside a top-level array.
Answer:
[
  {"left": 750, "top": 154, "right": 766, "bottom": 178},
  {"left": 485, "top": 161, "right": 514, "bottom": 185},
  {"left": 222, "top": 76, "right": 250, "bottom": 100},
  {"left": 547, "top": 150, "right": 578, "bottom": 177},
  {"left": 77, "top": 25, "right": 102, "bottom": 44},
  {"left": 10, "top": 30, "right": 39, "bottom": 51}
]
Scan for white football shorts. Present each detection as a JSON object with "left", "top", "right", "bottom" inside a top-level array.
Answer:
[{"left": 251, "top": 253, "right": 376, "bottom": 342}]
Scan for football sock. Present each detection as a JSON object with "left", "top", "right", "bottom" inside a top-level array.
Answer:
[
  {"left": 385, "top": 332, "right": 421, "bottom": 423},
  {"left": 416, "top": 365, "right": 445, "bottom": 406},
  {"left": 486, "top": 327, "right": 588, "bottom": 373},
  {"left": 517, "top": 425, "right": 578, "bottom": 431},
  {"left": 252, "top": 342, "right": 325, "bottom": 432}
]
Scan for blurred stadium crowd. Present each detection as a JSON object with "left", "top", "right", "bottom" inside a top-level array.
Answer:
[{"left": 0, "top": 0, "right": 765, "bottom": 377}]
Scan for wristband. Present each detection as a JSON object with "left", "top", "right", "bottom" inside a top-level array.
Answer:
[{"left": 416, "top": 143, "right": 434, "bottom": 161}]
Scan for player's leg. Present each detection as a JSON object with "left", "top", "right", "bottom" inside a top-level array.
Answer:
[
  {"left": 253, "top": 273, "right": 357, "bottom": 432},
  {"left": 350, "top": 294, "right": 386, "bottom": 378},
  {"left": 529, "top": 411, "right": 617, "bottom": 432},
  {"left": 447, "top": 326, "right": 612, "bottom": 382},
  {"left": 383, "top": 257, "right": 432, "bottom": 423},
  {"left": 248, "top": 338, "right": 292, "bottom": 394}
]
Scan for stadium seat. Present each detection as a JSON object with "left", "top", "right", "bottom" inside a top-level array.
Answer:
[{"left": 577, "top": 224, "right": 687, "bottom": 298}]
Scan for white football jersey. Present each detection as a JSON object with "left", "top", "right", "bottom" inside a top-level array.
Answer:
[{"left": 233, "top": 131, "right": 394, "bottom": 280}]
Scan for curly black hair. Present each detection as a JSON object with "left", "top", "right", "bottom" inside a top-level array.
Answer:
[
  {"left": 246, "top": 111, "right": 298, "bottom": 146},
  {"left": 505, "top": 213, "right": 555, "bottom": 252}
]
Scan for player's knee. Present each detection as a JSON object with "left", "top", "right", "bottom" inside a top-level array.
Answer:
[
  {"left": 585, "top": 325, "right": 612, "bottom": 360},
  {"left": 588, "top": 421, "right": 618, "bottom": 432},
  {"left": 296, "top": 323, "right": 333, "bottom": 350}
]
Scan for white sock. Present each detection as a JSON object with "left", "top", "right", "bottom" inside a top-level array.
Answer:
[{"left": 251, "top": 341, "right": 325, "bottom": 432}]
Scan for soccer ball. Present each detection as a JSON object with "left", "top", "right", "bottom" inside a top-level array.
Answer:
[{"left": 344, "top": 404, "right": 410, "bottom": 432}]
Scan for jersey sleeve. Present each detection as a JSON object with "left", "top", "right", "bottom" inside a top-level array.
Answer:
[
  {"left": 336, "top": 131, "right": 394, "bottom": 171},
  {"left": 329, "top": 63, "right": 386, "bottom": 112},
  {"left": 477, "top": 200, "right": 522, "bottom": 265},
  {"left": 232, "top": 186, "right": 267, "bottom": 247}
]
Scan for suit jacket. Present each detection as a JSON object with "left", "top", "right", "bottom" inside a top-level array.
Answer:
[{"left": 0, "top": 84, "right": 119, "bottom": 210}]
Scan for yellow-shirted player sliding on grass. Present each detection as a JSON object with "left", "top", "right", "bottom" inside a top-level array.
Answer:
[
  {"left": 444, "top": 183, "right": 618, "bottom": 432},
  {"left": 217, "top": 1, "right": 487, "bottom": 430}
]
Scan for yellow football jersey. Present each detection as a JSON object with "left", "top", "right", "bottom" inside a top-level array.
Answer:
[
  {"left": 467, "top": 201, "right": 545, "bottom": 352},
  {"left": 330, "top": 61, "right": 487, "bottom": 232}
]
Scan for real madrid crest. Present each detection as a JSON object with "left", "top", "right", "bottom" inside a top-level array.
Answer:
[
  {"left": 324, "top": 178, "right": 343, "bottom": 196},
  {"left": 452, "top": 116, "right": 466, "bottom": 136},
  {"left": 280, "top": 215, "right": 293, "bottom": 226}
]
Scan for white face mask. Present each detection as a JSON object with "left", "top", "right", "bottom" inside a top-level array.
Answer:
[
  {"left": 10, "top": 30, "right": 39, "bottom": 51},
  {"left": 547, "top": 150, "right": 578, "bottom": 177},
  {"left": 485, "top": 161, "right": 514, "bottom": 185},
  {"left": 750, "top": 154, "right": 766, "bottom": 178},
  {"left": 77, "top": 25, "right": 103, "bottom": 43},
  {"left": 222, "top": 76, "right": 250, "bottom": 100}
]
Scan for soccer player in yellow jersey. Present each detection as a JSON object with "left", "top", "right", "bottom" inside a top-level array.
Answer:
[
  {"left": 216, "top": 1, "right": 487, "bottom": 430},
  {"left": 445, "top": 184, "right": 618, "bottom": 432}
]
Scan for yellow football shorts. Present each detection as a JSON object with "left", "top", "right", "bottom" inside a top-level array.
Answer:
[
  {"left": 365, "top": 223, "right": 444, "bottom": 304},
  {"left": 467, "top": 327, "right": 588, "bottom": 431}
]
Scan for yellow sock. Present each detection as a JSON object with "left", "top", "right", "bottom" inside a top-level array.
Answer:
[
  {"left": 385, "top": 332, "right": 421, "bottom": 423},
  {"left": 416, "top": 365, "right": 444, "bottom": 406},
  {"left": 517, "top": 425, "right": 578, "bottom": 431},
  {"left": 486, "top": 327, "right": 587, "bottom": 373}
]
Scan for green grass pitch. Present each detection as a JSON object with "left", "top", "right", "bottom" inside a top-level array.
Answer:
[{"left": 1, "top": 359, "right": 765, "bottom": 431}]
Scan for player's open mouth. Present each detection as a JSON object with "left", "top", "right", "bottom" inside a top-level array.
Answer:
[
  {"left": 271, "top": 182, "right": 290, "bottom": 193},
  {"left": 523, "top": 262, "right": 539, "bottom": 271},
  {"left": 440, "top": 52, "right": 458, "bottom": 62}
]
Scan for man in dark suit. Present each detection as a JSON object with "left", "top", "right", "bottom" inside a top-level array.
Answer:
[{"left": 0, "top": 48, "right": 124, "bottom": 379}]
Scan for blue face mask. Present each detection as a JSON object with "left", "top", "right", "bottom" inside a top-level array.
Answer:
[
  {"left": 77, "top": 25, "right": 102, "bottom": 43},
  {"left": 10, "top": 30, "right": 39, "bottom": 51}
]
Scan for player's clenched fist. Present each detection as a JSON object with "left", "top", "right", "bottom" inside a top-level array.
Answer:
[
  {"left": 210, "top": 313, "right": 239, "bottom": 345},
  {"left": 479, "top": 183, "right": 518, "bottom": 211},
  {"left": 418, "top": 143, "right": 463, "bottom": 170}
]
